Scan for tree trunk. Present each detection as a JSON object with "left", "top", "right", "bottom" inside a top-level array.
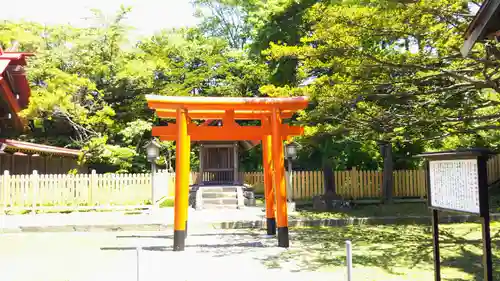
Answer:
[
  {"left": 381, "top": 142, "right": 394, "bottom": 204},
  {"left": 323, "top": 161, "right": 337, "bottom": 210},
  {"left": 324, "top": 161, "right": 334, "bottom": 193}
]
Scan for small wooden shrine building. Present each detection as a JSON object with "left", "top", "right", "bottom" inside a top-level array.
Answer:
[
  {"left": 195, "top": 119, "right": 258, "bottom": 185},
  {"left": 197, "top": 140, "right": 254, "bottom": 185}
]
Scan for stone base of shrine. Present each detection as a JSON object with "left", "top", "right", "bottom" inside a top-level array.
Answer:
[{"left": 190, "top": 185, "right": 256, "bottom": 210}]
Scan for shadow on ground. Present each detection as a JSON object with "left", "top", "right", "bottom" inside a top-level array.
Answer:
[
  {"left": 103, "top": 231, "right": 275, "bottom": 257},
  {"left": 101, "top": 241, "right": 266, "bottom": 251},
  {"left": 296, "top": 202, "right": 432, "bottom": 219},
  {"left": 115, "top": 232, "right": 262, "bottom": 239},
  {"left": 102, "top": 223, "right": 500, "bottom": 280},
  {"left": 257, "top": 223, "right": 500, "bottom": 280}
]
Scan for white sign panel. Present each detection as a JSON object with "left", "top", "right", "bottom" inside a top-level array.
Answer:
[{"left": 429, "top": 159, "right": 480, "bottom": 214}]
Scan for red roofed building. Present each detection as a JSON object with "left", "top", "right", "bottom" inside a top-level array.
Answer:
[
  {"left": 0, "top": 49, "right": 33, "bottom": 132},
  {"left": 0, "top": 47, "right": 83, "bottom": 174}
]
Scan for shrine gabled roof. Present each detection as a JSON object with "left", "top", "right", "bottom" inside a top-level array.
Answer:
[
  {"left": 0, "top": 139, "right": 81, "bottom": 157},
  {"left": 0, "top": 51, "right": 34, "bottom": 65},
  {"left": 462, "top": 0, "right": 500, "bottom": 56},
  {"left": 0, "top": 51, "right": 34, "bottom": 130}
]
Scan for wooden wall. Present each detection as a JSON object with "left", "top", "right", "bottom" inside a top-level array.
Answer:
[{"left": 0, "top": 152, "right": 83, "bottom": 175}]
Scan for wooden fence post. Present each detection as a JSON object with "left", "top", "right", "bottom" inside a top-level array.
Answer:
[
  {"left": 351, "top": 167, "right": 358, "bottom": 199},
  {"left": 2, "top": 170, "right": 9, "bottom": 213},
  {"left": 31, "top": 170, "right": 38, "bottom": 214},
  {"left": 89, "top": 170, "right": 97, "bottom": 206}
]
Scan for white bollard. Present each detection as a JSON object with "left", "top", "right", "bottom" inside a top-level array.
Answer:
[
  {"left": 136, "top": 245, "right": 141, "bottom": 281},
  {"left": 346, "top": 240, "right": 353, "bottom": 281}
]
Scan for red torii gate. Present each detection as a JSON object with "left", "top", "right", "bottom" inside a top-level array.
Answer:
[{"left": 146, "top": 95, "right": 309, "bottom": 251}]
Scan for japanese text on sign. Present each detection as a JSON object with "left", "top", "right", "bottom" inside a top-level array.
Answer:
[{"left": 428, "top": 159, "right": 480, "bottom": 214}]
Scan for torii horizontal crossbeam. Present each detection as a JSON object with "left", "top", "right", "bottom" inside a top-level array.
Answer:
[
  {"left": 153, "top": 124, "right": 303, "bottom": 141},
  {"left": 146, "top": 95, "right": 309, "bottom": 111},
  {"left": 156, "top": 109, "right": 295, "bottom": 120}
]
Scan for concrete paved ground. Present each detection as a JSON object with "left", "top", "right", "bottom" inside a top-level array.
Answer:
[
  {"left": 0, "top": 228, "right": 344, "bottom": 281},
  {"left": 0, "top": 207, "right": 280, "bottom": 231}
]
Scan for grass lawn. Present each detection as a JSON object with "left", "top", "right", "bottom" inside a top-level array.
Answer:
[
  {"left": 295, "top": 202, "right": 432, "bottom": 219},
  {"left": 256, "top": 196, "right": 435, "bottom": 219},
  {"left": 266, "top": 222, "right": 500, "bottom": 280},
  {"left": 292, "top": 186, "right": 500, "bottom": 220}
]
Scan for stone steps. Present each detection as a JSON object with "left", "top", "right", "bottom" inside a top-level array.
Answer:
[
  {"left": 200, "top": 187, "right": 238, "bottom": 193},
  {"left": 202, "top": 192, "right": 238, "bottom": 199},
  {"left": 203, "top": 198, "right": 239, "bottom": 205},
  {"left": 194, "top": 185, "right": 246, "bottom": 210},
  {"left": 200, "top": 203, "right": 240, "bottom": 210}
]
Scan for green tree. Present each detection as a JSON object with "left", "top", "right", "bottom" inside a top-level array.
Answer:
[
  {"left": 192, "top": 0, "right": 255, "bottom": 49},
  {"left": 265, "top": 0, "right": 500, "bottom": 200},
  {"left": 270, "top": 0, "right": 500, "bottom": 145},
  {"left": 0, "top": 21, "right": 116, "bottom": 147},
  {"left": 137, "top": 28, "right": 269, "bottom": 97}
]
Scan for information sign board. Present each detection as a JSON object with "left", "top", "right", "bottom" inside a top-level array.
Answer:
[{"left": 428, "top": 159, "right": 480, "bottom": 214}]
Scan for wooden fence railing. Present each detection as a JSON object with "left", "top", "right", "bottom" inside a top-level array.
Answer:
[
  {"left": 243, "top": 153, "right": 500, "bottom": 200},
  {"left": 0, "top": 170, "right": 176, "bottom": 211},
  {"left": 243, "top": 169, "right": 427, "bottom": 200},
  {"left": 2, "top": 153, "right": 500, "bottom": 210}
]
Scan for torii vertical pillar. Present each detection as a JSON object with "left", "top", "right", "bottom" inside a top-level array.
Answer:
[
  {"left": 185, "top": 135, "right": 191, "bottom": 238},
  {"left": 271, "top": 108, "right": 289, "bottom": 247},
  {"left": 262, "top": 133, "right": 276, "bottom": 235},
  {"left": 173, "top": 108, "right": 190, "bottom": 251}
]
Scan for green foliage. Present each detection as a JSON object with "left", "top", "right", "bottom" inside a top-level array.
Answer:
[
  {"left": 1, "top": 7, "right": 270, "bottom": 172},
  {"left": 160, "top": 198, "right": 175, "bottom": 207},
  {"left": 137, "top": 28, "right": 269, "bottom": 97},
  {"left": 3, "top": 1, "right": 500, "bottom": 173},
  {"left": 193, "top": 0, "right": 254, "bottom": 49},
  {"left": 80, "top": 136, "right": 137, "bottom": 173},
  {"left": 251, "top": 182, "right": 265, "bottom": 195},
  {"left": 264, "top": 0, "right": 500, "bottom": 165},
  {"left": 250, "top": 0, "right": 319, "bottom": 86},
  {"left": 119, "top": 120, "right": 152, "bottom": 146}
]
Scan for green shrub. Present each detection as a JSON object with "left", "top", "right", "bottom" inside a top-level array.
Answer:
[
  {"left": 252, "top": 182, "right": 265, "bottom": 194},
  {"left": 160, "top": 198, "right": 175, "bottom": 207}
]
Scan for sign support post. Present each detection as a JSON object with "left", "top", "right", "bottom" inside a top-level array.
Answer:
[
  {"left": 431, "top": 209, "right": 440, "bottom": 281},
  {"left": 478, "top": 151, "right": 493, "bottom": 281},
  {"left": 419, "top": 148, "right": 494, "bottom": 281}
]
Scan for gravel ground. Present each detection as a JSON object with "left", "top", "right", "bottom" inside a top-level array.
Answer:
[{"left": 0, "top": 228, "right": 345, "bottom": 281}]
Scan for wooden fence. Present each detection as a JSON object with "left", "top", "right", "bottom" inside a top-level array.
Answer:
[
  {"left": 244, "top": 153, "right": 500, "bottom": 200},
  {"left": 0, "top": 170, "right": 176, "bottom": 211},
  {"left": 2, "top": 153, "right": 500, "bottom": 210},
  {"left": 243, "top": 169, "right": 427, "bottom": 200}
]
